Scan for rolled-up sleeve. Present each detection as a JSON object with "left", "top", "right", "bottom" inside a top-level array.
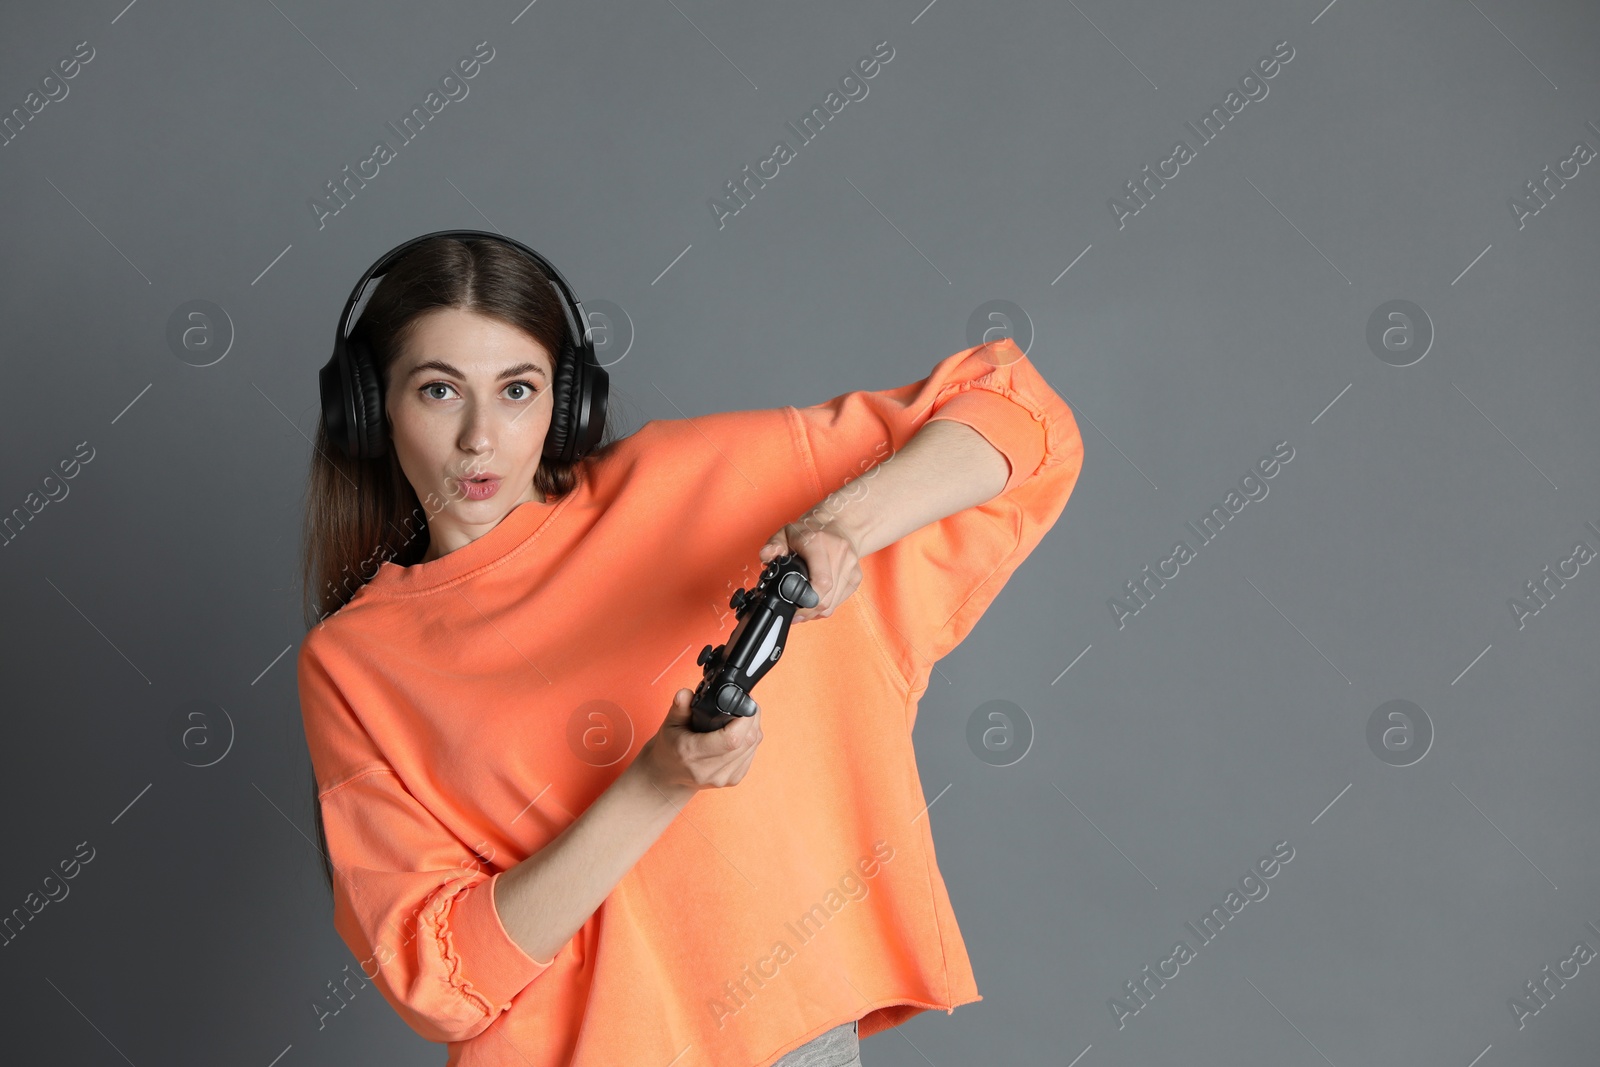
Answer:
[
  {"left": 787, "top": 338, "right": 1085, "bottom": 689},
  {"left": 317, "top": 770, "right": 554, "bottom": 1043},
  {"left": 299, "top": 641, "right": 556, "bottom": 1044},
  {"left": 924, "top": 380, "right": 1047, "bottom": 496}
]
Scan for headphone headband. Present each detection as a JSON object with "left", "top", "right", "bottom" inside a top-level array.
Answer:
[{"left": 334, "top": 228, "right": 589, "bottom": 363}]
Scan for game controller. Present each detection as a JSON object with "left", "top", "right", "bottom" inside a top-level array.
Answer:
[{"left": 688, "top": 552, "right": 820, "bottom": 732}]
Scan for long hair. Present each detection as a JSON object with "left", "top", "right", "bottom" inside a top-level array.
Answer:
[{"left": 299, "top": 235, "right": 633, "bottom": 897}]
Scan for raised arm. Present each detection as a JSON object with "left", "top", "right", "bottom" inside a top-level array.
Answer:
[
  {"left": 760, "top": 417, "right": 1013, "bottom": 622},
  {"left": 766, "top": 337, "right": 1085, "bottom": 687},
  {"left": 821, "top": 418, "right": 1011, "bottom": 558}
]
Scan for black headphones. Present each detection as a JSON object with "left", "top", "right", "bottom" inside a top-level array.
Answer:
[{"left": 319, "top": 228, "right": 609, "bottom": 465}]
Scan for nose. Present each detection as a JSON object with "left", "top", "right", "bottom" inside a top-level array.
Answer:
[{"left": 457, "top": 398, "right": 494, "bottom": 455}]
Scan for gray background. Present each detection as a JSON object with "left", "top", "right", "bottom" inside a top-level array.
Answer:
[{"left": 2, "top": 0, "right": 1597, "bottom": 1064}]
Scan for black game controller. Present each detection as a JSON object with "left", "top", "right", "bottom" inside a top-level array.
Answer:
[{"left": 688, "top": 552, "right": 820, "bottom": 732}]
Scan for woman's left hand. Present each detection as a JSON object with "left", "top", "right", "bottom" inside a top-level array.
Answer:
[{"left": 758, "top": 514, "right": 865, "bottom": 623}]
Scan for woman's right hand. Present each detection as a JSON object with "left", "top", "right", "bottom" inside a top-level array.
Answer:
[{"left": 636, "top": 688, "right": 763, "bottom": 794}]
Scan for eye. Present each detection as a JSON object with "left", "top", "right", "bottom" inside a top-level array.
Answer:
[{"left": 416, "top": 380, "right": 539, "bottom": 402}]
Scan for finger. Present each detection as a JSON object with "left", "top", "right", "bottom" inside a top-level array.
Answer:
[
  {"left": 731, "top": 739, "right": 760, "bottom": 780},
  {"left": 730, "top": 718, "right": 762, "bottom": 762},
  {"left": 664, "top": 688, "right": 694, "bottom": 726},
  {"left": 714, "top": 714, "right": 749, "bottom": 752},
  {"left": 819, "top": 569, "right": 860, "bottom": 618}
]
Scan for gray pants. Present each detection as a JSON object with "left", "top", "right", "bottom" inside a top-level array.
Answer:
[{"left": 770, "top": 1020, "right": 860, "bottom": 1067}]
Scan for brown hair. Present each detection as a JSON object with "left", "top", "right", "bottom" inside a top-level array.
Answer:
[{"left": 298, "top": 235, "right": 634, "bottom": 896}]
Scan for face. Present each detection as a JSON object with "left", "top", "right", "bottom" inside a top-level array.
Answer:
[{"left": 384, "top": 306, "right": 556, "bottom": 561}]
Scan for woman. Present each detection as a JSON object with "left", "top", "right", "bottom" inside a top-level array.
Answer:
[{"left": 297, "top": 233, "right": 1084, "bottom": 1066}]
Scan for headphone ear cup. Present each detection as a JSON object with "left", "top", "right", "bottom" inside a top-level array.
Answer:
[
  {"left": 543, "top": 337, "right": 580, "bottom": 465},
  {"left": 577, "top": 357, "right": 607, "bottom": 456},
  {"left": 346, "top": 335, "right": 388, "bottom": 459},
  {"left": 319, "top": 350, "right": 354, "bottom": 458}
]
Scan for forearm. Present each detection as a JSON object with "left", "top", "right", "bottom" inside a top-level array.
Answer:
[
  {"left": 821, "top": 418, "right": 1011, "bottom": 557},
  {"left": 492, "top": 760, "right": 693, "bottom": 964}
]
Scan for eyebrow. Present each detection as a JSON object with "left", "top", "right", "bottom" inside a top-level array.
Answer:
[{"left": 405, "top": 359, "right": 548, "bottom": 380}]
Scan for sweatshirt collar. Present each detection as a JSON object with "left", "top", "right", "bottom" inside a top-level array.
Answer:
[{"left": 362, "top": 490, "right": 576, "bottom": 596}]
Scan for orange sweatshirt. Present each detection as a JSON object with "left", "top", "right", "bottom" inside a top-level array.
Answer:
[{"left": 296, "top": 337, "right": 1084, "bottom": 1066}]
